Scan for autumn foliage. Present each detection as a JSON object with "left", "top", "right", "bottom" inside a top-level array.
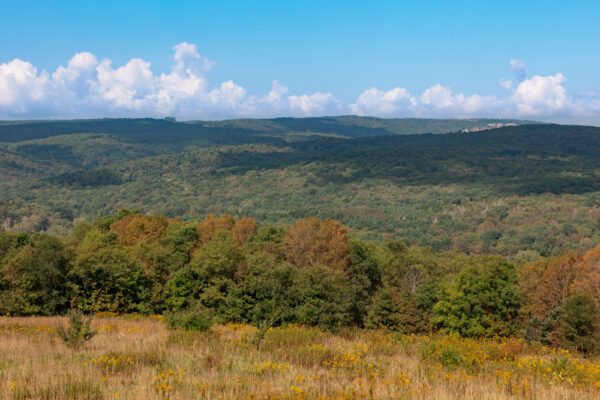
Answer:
[
  {"left": 519, "top": 252, "right": 583, "bottom": 320},
  {"left": 197, "top": 214, "right": 235, "bottom": 245},
  {"left": 519, "top": 246, "right": 600, "bottom": 318},
  {"left": 282, "top": 217, "right": 349, "bottom": 271},
  {"left": 519, "top": 244, "right": 600, "bottom": 351},
  {"left": 110, "top": 214, "right": 168, "bottom": 246},
  {"left": 573, "top": 244, "right": 600, "bottom": 305},
  {"left": 2, "top": 211, "right": 600, "bottom": 353},
  {"left": 232, "top": 216, "right": 258, "bottom": 247}
]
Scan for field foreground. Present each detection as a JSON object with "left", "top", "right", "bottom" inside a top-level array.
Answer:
[{"left": 1, "top": 316, "right": 600, "bottom": 399}]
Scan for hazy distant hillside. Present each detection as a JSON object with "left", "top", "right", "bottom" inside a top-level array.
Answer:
[
  {"left": 0, "top": 116, "right": 537, "bottom": 143},
  {"left": 1, "top": 120, "right": 598, "bottom": 259},
  {"left": 203, "top": 116, "right": 536, "bottom": 137}
]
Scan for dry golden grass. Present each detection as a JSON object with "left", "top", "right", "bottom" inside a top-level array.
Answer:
[{"left": 1, "top": 316, "right": 600, "bottom": 399}]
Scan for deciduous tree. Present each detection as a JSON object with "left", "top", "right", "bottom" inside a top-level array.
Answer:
[{"left": 282, "top": 218, "right": 349, "bottom": 271}]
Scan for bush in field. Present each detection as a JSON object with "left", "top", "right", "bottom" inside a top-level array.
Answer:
[
  {"left": 164, "top": 308, "right": 213, "bottom": 332},
  {"left": 56, "top": 310, "right": 97, "bottom": 350},
  {"left": 560, "top": 293, "right": 600, "bottom": 353}
]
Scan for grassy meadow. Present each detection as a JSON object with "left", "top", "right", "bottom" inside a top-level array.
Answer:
[{"left": 1, "top": 316, "right": 600, "bottom": 399}]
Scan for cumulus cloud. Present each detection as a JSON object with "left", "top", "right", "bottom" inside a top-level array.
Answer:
[
  {"left": 289, "top": 92, "right": 341, "bottom": 116},
  {"left": 0, "top": 42, "right": 339, "bottom": 119},
  {"left": 512, "top": 73, "right": 567, "bottom": 116},
  {"left": 418, "top": 85, "right": 501, "bottom": 117},
  {"left": 1, "top": 49, "right": 599, "bottom": 121},
  {"left": 421, "top": 85, "right": 457, "bottom": 109},
  {"left": 349, "top": 84, "right": 501, "bottom": 118},
  {"left": 0, "top": 59, "right": 49, "bottom": 110},
  {"left": 349, "top": 87, "right": 416, "bottom": 117},
  {"left": 352, "top": 60, "right": 600, "bottom": 120}
]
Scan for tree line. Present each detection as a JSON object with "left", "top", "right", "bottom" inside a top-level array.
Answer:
[{"left": 1, "top": 211, "right": 599, "bottom": 352}]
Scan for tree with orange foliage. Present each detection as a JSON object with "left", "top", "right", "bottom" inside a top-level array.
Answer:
[
  {"left": 196, "top": 214, "right": 235, "bottom": 245},
  {"left": 232, "top": 217, "right": 257, "bottom": 247},
  {"left": 572, "top": 244, "right": 600, "bottom": 305},
  {"left": 282, "top": 217, "right": 349, "bottom": 271},
  {"left": 110, "top": 214, "right": 168, "bottom": 246},
  {"left": 282, "top": 218, "right": 319, "bottom": 268},
  {"left": 519, "top": 249, "right": 600, "bottom": 348},
  {"left": 519, "top": 252, "right": 583, "bottom": 320}
]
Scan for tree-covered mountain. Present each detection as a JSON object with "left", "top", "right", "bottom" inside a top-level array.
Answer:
[
  {"left": 1, "top": 117, "right": 599, "bottom": 259},
  {"left": 0, "top": 116, "right": 535, "bottom": 142}
]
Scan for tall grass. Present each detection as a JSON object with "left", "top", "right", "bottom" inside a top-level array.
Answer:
[{"left": 1, "top": 316, "right": 599, "bottom": 399}]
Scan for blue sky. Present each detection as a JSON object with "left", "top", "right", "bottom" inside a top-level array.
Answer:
[{"left": 1, "top": 0, "right": 599, "bottom": 122}]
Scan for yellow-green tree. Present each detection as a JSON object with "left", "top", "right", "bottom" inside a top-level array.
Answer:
[{"left": 282, "top": 218, "right": 349, "bottom": 271}]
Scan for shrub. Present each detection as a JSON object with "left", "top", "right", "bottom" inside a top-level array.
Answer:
[
  {"left": 56, "top": 310, "right": 97, "bottom": 350},
  {"left": 164, "top": 310, "right": 213, "bottom": 332},
  {"left": 439, "top": 347, "right": 464, "bottom": 368},
  {"left": 560, "top": 293, "right": 600, "bottom": 353}
]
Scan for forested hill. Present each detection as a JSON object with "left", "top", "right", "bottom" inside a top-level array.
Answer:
[
  {"left": 0, "top": 116, "right": 534, "bottom": 142},
  {"left": 1, "top": 119, "right": 599, "bottom": 260}
]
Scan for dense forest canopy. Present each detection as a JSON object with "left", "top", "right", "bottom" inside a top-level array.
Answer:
[
  {"left": 1, "top": 212, "right": 600, "bottom": 352},
  {"left": 1, "top": 118, "right": 599, "bottom": 260}
]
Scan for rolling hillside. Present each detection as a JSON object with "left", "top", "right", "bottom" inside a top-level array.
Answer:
[{"left": 1, "top": 118, "right": 598, "bottom": 259}]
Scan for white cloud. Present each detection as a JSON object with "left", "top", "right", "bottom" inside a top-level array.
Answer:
[
  {"left": 421, "top": 85, "right": 455, "bottom": 108},
  {"left": 420, "top": 85, "right": 500, "bottom": 116},
  {"left": 288, "top": 92, "right": 340, "bottom": 116},
  {"left": 260, "top": 80, "right": 290, "bottom": 113},
  {"left": 356, "top": 60, "right": 599, "bottom": 120},
  {"left": 510, "top": 59, "right": 528, "bottom": 82},
  {"left": 96, "top": 58, "right": 155, "bottom": 108},
  {"left": 349, "top": 87, "right": 416, "bottom": 117},
  {"left": 172, "top": 42, "right": 215, "bottom": 77},
  {"left": 512, "top": 73, "right": 567, "bottom": 116},
  {"left": 0, "top": 43, "right": 342, "bottom": 119},
  {"left": 1, "top": 49, "right": 599, "bottom": 122},
  {"left": 0, "top": 59, "right": 49, "bottom": 109}
]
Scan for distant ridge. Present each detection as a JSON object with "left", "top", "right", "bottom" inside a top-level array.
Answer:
[{"left": 0, "top": 116, "right": 540, "bottom": 143}]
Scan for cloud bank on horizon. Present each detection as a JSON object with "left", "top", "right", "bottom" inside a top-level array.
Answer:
[{"left": 1, "top": 42, "right": 599, "bottom": 121}]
